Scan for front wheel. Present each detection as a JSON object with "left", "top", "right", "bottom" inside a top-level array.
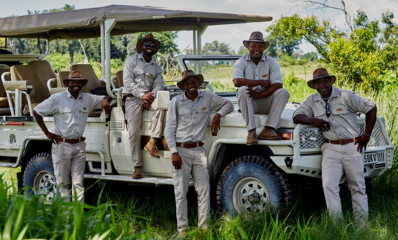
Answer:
[
  {"left": 23, "top": 152, "right": 57, "bottom": 202},
  {"left": 216, "top": 155, "right": 294, "bottom": 215}
]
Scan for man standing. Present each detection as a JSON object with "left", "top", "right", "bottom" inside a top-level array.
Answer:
[
  {"left": 33, "top": 70, "right": 111, "bottom": 202},
  {"left": 233, "top": 31, "right": 290, "bottom": 145},
  {"left": 293, "top": 68, "right": 377, "bottom": 222},
  {"left": 123, "top": 33, "right": 165, "bottom": 179},
  {"left": 165, "top": 70, "right": 234, "bottom": 234}
]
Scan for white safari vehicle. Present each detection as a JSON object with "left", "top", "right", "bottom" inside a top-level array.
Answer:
[{"left": 0, "top": 5, "right": 394, "bottom": 215}]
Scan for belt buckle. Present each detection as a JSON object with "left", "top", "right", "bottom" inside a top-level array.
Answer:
[{"left": 340, "top": 140, "right": 343, "bottom": 145}]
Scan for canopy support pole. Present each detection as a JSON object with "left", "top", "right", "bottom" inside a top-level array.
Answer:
[
  {"left": 196, "top": 24, "right": 208, "bottom": 74},
  {"left": 100, "top": 23, "right": 105, "bottom": 81},
  {"left": 104, "top": 19, "right": 116, "bottom": 98},
  {"left": 193, "top": 30, "right": 197, "bottom": 72}
]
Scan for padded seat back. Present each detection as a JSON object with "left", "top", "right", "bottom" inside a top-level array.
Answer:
[
  {"left": 115, "top": 70, "right": 124, "bottom": 88},
  {"left": 70, "top": 64, "right": 102, "bottom": 90},
  {"left": 11, "top": 65, "right": 49, "bottom": 105},
  {"left": 28, "top": 60, "right": 56, "bottom": 88}
]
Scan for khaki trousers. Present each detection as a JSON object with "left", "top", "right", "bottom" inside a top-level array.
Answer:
[
  {"left": 52, "top": 141, "right": 86, "bottom": 202},
  {"left": 125, "top": 96, "right": 165, "bottom": 166},
  {"left": 321, "top": 142, "right": 368, "bottom": 221},
  {"left": 236, "top": 86, "right": 289, "bottom": 130},
  {"left": 171, "top": 146, "right": 210, "bottom": 232}
]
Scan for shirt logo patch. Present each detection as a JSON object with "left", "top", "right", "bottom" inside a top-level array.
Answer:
[
  {"left": 147, "top": 73, "right": 155, "bottom": 77},
  {"left": 201, "top": 107, "right": 207, "bottom": 111},
  {"left": 83, "top": 107, "right": 87, "bottom": 110},
  {"left": 336, "top": 108, "right": 343, "bottom": 111},
  {"left": 262, "top": 74, "right": 268, "bottom": 78}
]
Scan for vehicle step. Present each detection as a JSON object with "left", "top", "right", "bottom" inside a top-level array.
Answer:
[{"left": 84, "top": 174, "right": 194, "bottom": 186}]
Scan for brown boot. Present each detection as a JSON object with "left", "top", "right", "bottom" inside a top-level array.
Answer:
[
  {"left": 132, "top": 167, "right": 142, "bottom": 179},
  {"left": 258, "top": 127, "right": 282, "bottom": 140},
  {"left": 144, "top": 141, "right": 160, "bottom": 158},
  {"left": 247, "top": 130, "right": 258, "bottom": 146}
]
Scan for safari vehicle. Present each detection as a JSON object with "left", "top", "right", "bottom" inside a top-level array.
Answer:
[{"left": 0, "top": 5, "right": 394, "bottom": 215}]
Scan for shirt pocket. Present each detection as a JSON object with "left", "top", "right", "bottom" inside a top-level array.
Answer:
[
  {"left": 197, "top": 105, "right": 210, "bottom": 125},
  {"left": 178, "top": 108, "right": 191, "bottom": 126},
  {"left": 60, "top": 107, "right": 73, "bottom": 121},
  {"left": 314, "top": 103, "right": 326, "bottom": 119},
  {"left": 78, "top": 106, "right": 89, "bottom": 123},
  {"left": 145, "top": 70, "right": 156, "bottom": 87},
  {"left": 331, "top": 105, "right": 347, "bottom": 116}
]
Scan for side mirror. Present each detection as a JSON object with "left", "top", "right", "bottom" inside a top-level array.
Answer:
[{"left": 155, "top": 91, "right": 170, "bottom": 110}]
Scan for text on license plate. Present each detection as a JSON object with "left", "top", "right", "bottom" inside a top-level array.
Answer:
[{"left": 364, "top": 152, "right": 384, "bottom": 164}]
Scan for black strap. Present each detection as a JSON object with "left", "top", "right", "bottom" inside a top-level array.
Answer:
[{"left": 122, "top": 95, "right": 127, "bottom": 125}]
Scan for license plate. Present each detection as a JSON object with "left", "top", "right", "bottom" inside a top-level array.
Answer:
[{"left": 364, "top": 152, "right": 384, "bottom": 164}]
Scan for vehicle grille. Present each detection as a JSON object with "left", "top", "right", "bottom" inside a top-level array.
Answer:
[{"left": 299, "top": 120, "right": 388, "bottom": 149}]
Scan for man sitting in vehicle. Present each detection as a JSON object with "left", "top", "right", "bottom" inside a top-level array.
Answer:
[
  {"left": 32, "top": 71, "right": 111, "bottom": 202},
  {"left": 122, "top": 33, "right": 165, "bottom": 179},
  {"left": 293, "top": 68, "right": 377, "bottom": 223},
  {"left": 165, "top": 70, "right": 234, "bottom": 234},
  {"left": 233, "top": 31, "right": 290, "bottom": 145}
]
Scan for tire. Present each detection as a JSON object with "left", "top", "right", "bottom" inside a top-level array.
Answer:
[
  {"left": 216, "top": 155, "right": 294, "bottom": 215},
  {"left": 23, "top": 152, "right": 58, "bottom": 202}
]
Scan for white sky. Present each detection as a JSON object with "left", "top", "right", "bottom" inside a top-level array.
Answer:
[{"left": 1, "top": 0, "right": 397, "bottom": 53}]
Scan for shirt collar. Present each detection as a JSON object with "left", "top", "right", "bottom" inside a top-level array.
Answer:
[
  {"left": 245, "top": 54, "right": 266, "bottom": 62},
  {"left": 314, "top": 86, "right": 339, "bottom": 102},
  {"left": 66, "top": 89, "right": 82, "bottom": 99},
  {"left": 138, "top": 53, "right": 154, "bottom": 64}
]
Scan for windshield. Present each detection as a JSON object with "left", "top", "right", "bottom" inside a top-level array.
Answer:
[{"left": 183, "top": 58, "right": 238, "bottom": 93}]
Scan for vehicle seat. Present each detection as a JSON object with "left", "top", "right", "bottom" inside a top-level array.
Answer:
[
  {"left": 11, "top": 65, "right": 49, "bottom": 113},
  {"left": 28, "top": 60, "right": 56, "bottom": 88},
  {"left": 115, "top": 70, "right": 124, "bottom": 88},
  {"left": 70, "top": 64, "right": 105, "bottom": 91},
  {"left": 0, "top": 67, "right": 10, "bottom": 108}
]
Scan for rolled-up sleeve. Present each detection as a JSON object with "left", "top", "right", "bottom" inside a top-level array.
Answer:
[
  {"left": 152, "top": 65, "right": 164, "bottom": 96},
  {"left": 347, "top": 92, "right": 376, "bottom": 114},
  {"left": 164, "top": 98, "right": 178, "bottom": 154},
  {"left": 232, "top": 57, "right": 245, "bottom": 79},
  {"left": 34, "top": 94, "right": 59, "bottom": 117},
  {"left": 208, "top": 93, "right": 234, "bottom": 117},
  {"left": 293, "top": 98, "right": 314, "bottom": 118},
  {"left": 268, "top": 57, "right": 282, "bottom": 85},
  {"left": 123, "top": 56, "right": 145, "bottom": 99},
  {"left": 89, "top": 95, "right": 105, "bottom": 112}
]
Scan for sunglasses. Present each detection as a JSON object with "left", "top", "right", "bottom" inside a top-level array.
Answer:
[
  {"left": 325, "top": 103, "right": 330, "bottom": 117},
  {"left": 144, "top": 42, "right": 156, "bottom": 48}
]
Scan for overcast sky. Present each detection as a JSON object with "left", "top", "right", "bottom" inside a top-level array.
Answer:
[{"left": 1, "top": 0, "right": 397, "bottom": 53}]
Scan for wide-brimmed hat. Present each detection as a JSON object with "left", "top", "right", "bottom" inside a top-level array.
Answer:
[
  {"left": 243, "top": 31, "right": 270, "bottom": 50},
  {"left": 136, "top": 33, "right": 161, "bottom": 54},
  {"left": 63, "top": 70, "right": 88, "bottom": 87},
  {"left": 176, "top": 69, "right": 204, "bottom": 90},
  {"left": 306, "top": 68, "right": 336, "bottom": 89}
]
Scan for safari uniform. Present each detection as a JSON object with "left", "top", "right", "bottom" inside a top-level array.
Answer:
[
  {"left": 293, "top": 86, "right": 376, "bottom": 221},
  {"left": 164, "top": 91, "right": 234, "bottom": 232},
  {"left": 233, "top": 54, "right": 290, "bottom": 130},
  {"left": 122, "top": 53, "right": 165, "bottom": 166},
  {"left": 34, "top": 90, "right": 104, "bottom": 202}
]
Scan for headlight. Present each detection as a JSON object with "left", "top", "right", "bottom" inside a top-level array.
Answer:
[{"left": 278, "top": 129, "right": 294, "bottom": 140}]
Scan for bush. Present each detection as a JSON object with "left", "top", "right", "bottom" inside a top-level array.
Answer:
[{"left": 279, "top": 54, "right": 298, "bottom": 67}]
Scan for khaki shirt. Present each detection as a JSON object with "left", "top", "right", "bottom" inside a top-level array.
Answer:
[
  {"left": 122, "top": 53, "right": 164, "bottom": 99},
  {"left": 293, "top": 86, "right": 376, "bottom": 140},
  {"left": 165, "top": 91, "right": 234, "bottom": 153},
  {"left": 232, "top": 54, "right": 283, "bottom": 92},
  {"left": 34, "top": 91, "right": 104, "bottom": 139}
]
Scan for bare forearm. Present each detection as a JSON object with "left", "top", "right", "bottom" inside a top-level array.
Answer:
[
  {"left": 364, "top": 107, "right": 377, "bottom": 135},
  {"left": 33, "top": 110, "right": 49, "bottom": 135},
  {"left": 233, "top": 78, "right": 270, "bottom": 88},
  {"left": 293, "top": 114, "right": 317, "bottom": 125}
]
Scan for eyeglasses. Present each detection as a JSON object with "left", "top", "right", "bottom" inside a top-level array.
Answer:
[
  {"left": 325, "top": 103, "right": 330, "bottom": 117},
  {"left": 144, "top": 42, "right": 156, "bottom": 48}
]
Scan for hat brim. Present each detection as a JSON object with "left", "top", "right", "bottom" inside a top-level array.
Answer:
[
  {"left": 63, "top": 78, "right": 88, "bottom": 87},
  {"left": 243, "top": 40, "right": 270, "bottom": 50},
  {"left": 176, "top": 74, "right": 204, "bottom": 90},
  {"left": 307, "top": 75, "right": 336, "bottom": 89},
  {"left": 136, "top": 38, "right": 161, "bottom": 54}
]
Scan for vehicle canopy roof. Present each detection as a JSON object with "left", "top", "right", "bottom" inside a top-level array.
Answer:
[{"left": 0, "top": 5, "right": 272, "bottom": 40}]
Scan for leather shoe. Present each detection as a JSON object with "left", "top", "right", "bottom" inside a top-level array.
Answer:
[
  {"left": 132, "top": 167, "right": 142, "bottom": 179},
  {"left": 258, "top": 127, "right": 282, "bottom": 140},
  {"left": 247, "top": 130, "right": 258, "bottom": 146},
  {"left": 144, "top": 141, "right": 160, "bottom": 158}
]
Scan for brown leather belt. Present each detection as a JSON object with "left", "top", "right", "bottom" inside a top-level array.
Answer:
[
  {"left": 125, "top": 94, "right": 134, "bottom": 98},
  {"left": 324, "top": 137, "right": 359, "bottom": 145},
  {"left": 56, "top": 137, "right": 86, "bottom": 144},
  {"left": 176, "top": 142, "right": 204, "bottom": 148}
]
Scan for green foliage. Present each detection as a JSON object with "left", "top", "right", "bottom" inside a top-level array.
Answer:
[
  {"left": 267, "top": 11, "right": 398, "bottom": 91},
  {"left": 302, "top": 52, "right": 318, "bottom": 61},
  {"left": 265, "top": 34, "right": 301, "bottom": 57},
  {"left": 278, "top": 54, "right": 298, "bottom": 67},
  {"left": 202, "top": 40, "right": 235, "bottom": 55},
  {"left": 238, "top": 46, "right": 249, "bottom": 55},
  {"left": 209, "top": 80, "right": 236, "bottom": 92}
]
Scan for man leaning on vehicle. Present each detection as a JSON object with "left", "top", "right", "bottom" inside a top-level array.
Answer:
[
  {"left": 122, "top": 33, "right": 165, "bottom": 179},
  {"left": 233, "top": 31, "right": 290, "bottom": 146},
  {"left": 165, "top": 70, "right": 234, "bottom": 235},
  {"left": 32, "top": 71, "right": 111, "bottom": 202},
  {"left": 293, "top": 68, "right": 377, "bottom": 223}
]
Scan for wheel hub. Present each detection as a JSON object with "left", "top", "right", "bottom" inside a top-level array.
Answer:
[
  {"left": 232, "top": 177, "right": 270, "bottom": 214},
  {"left": 33, "top": 170, "right": 57, "bottom": 202}
]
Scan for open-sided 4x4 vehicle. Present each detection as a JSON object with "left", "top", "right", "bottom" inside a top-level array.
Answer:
[{"left": 0, "top": 5, "right": 394, "bottom": 215}]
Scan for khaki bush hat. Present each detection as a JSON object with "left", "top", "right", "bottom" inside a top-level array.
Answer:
[
  {"left": 63, "top": 70, "right": 88, "bottom": 86},
  {"left": 307, "top": 68, "right": 336, "bottom": 89},
  {"left": 136, "top": 33, "right": 161, "bottom": 54},
  {"left": 243, "top": 31, "right": 270, "bottom": 50},
  {"left": 177, "top": 69, "right": 204, "bottom": 90}
]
